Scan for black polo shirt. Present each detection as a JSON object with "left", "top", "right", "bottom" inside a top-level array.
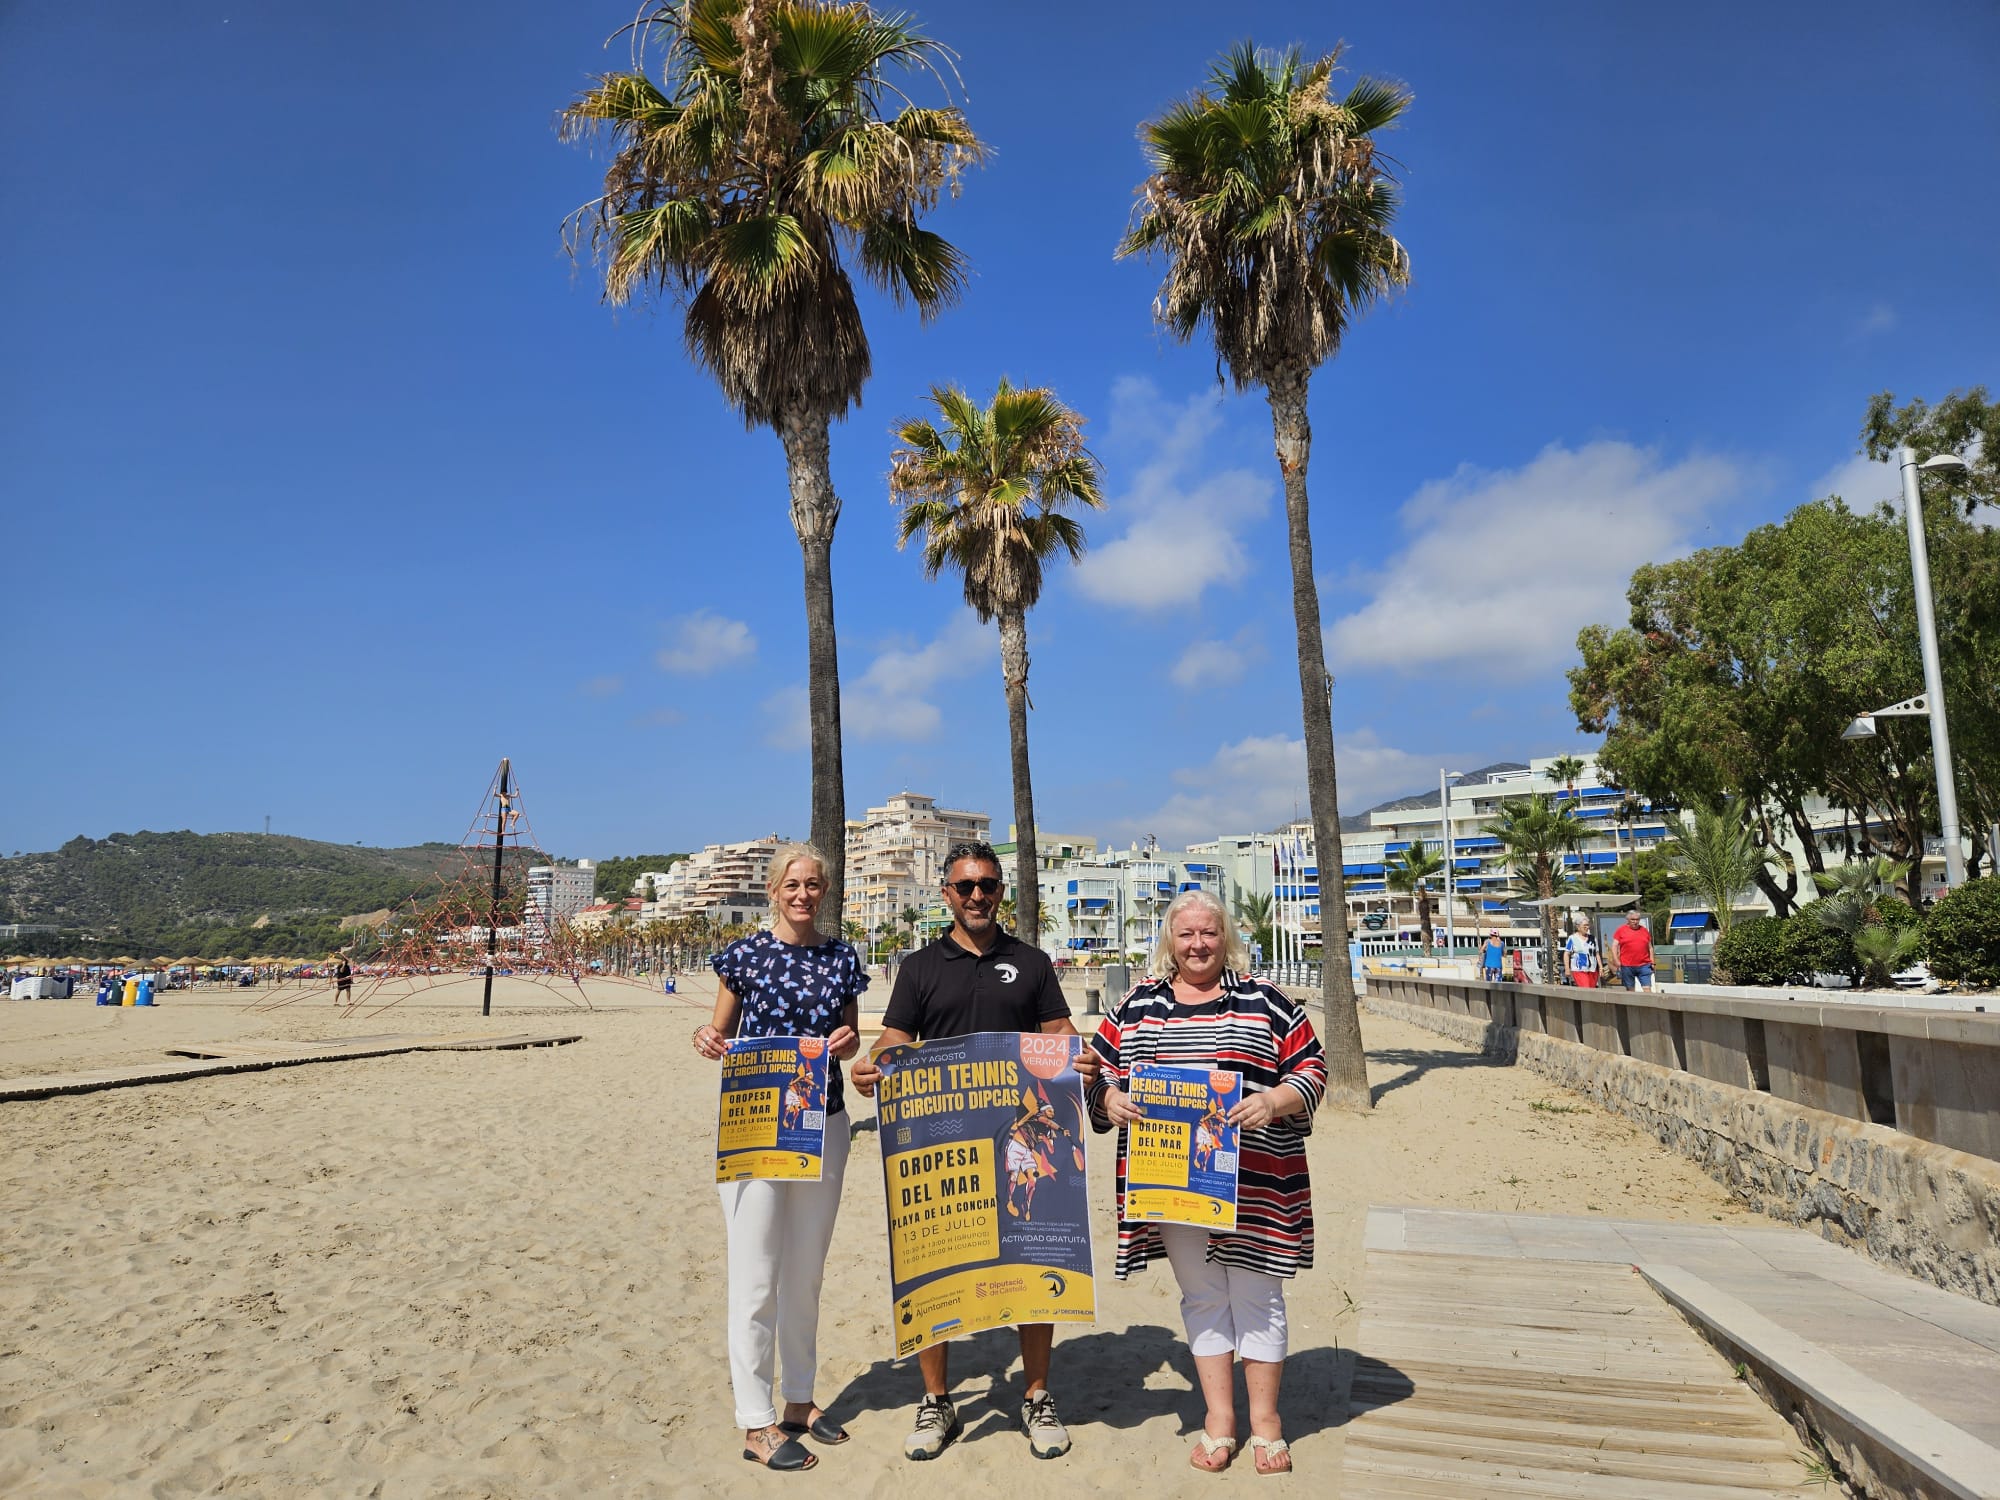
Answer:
[{"left": 881, "top": 929, "right": 1069, "bottom": 1040}]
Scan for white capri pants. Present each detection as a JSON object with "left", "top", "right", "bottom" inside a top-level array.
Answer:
[
  {"left": 716, "top": 1109, "right": 850, "bottom": 1429},
  {"left": 1159, "top": 1223, "right": 1289, "bottom": 1362}
]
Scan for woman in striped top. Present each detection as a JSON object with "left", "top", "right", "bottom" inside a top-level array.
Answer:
[{"left": 1086, "top": 889, "right": 1326, "bottom": 1475}]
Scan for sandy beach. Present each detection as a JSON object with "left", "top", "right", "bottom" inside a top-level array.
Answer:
[{"left": 0, "top": 976, "right": 1758, "bottom": 1497}]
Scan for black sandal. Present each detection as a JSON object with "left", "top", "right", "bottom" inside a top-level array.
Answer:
[
  {"left": 743, "top": 1434, "right": 818, "bottom": 1471},
  {"left": 779, "top": 1414, "right": 849, "bottom": 1445}
]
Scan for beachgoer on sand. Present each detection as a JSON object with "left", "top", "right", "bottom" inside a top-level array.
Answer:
[
  {"left": 1085, "top": 890, "right": 1327, "bottom": 1476},
  {"left": 850, "top": 840, "right": 1100, "bottom": 1463},
  {"left": 694, "top": 844, "right": 867, "bottom": 1472}
]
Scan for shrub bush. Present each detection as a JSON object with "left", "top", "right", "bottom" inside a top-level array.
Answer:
[
  {"left": 1924, "top": 877, "right": 2000, "bottom": 988},
  {"left": 1713, "top": 915, "right": 1790, "bottom": 985},
  {"left": 1785, "top": 906, "right": 1857, "bottom": 984}
]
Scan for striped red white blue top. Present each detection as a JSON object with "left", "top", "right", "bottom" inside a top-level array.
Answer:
[{"left": 1085, "top": 971, "right": 1326, "bottom": 1279}]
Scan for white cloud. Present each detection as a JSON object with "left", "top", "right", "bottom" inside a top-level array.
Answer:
[
  {"left": 1072, "top": 377, "right": 1271, "bottom": 610},
  {"left": 1170, "top": 628, "right": 1264, "bottom": 689},
  {"left": 657, "top": 610, "right": 757, "bottom": 675},
  {"left": 1854, "top": 302, "right": 1898, "bottom": 338},
  {"left": 1810, "top": 452, "right": 1900, "bottom": 510},
  {"left": 1110, "top": 728, "right": 1453, "bottom": 849},
  {"left": 759, "top": 613, "right": 994, "bottom": 750},
  {"left": 1325, "top": 441, "right": 1743, "bottom": 681},
  {"left": 760, "top": 686, "right": 809, "bottom": 751}
]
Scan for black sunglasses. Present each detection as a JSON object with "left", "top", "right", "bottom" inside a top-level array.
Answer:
[{"left": 946, "top": 877, "right": 1002, "bottom": 897}]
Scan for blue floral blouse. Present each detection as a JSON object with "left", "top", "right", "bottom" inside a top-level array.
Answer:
[{"left": 710, "top": 930, "right": 870, "bottom": 1116}]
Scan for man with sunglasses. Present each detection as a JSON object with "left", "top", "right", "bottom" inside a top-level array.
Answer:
[{"left": 851, "top": 840, "right": 1098, "bottom": 1463}]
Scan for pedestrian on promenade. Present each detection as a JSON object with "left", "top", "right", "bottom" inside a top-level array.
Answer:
[
  {"left": 850, "top": 840, "right": 1099, "bottom": 1463},
  {"left": 1565, "top": 918, "right": 1600, "bottom": 989},
  {"left": 692, "top": 843, "right": 867, "bottom": 1472},
  {"left": 1085, "top": 889, "right": 1327, "bottom": 1475},
  {"left": 1612, "top": 911, "right": 1655, "bottom": 991},
  {"left": 1481, "top": 932, "right": 1505, "bottom": 983}
]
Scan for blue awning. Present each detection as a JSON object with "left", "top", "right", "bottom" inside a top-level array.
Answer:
[
  {"left": 1452, "top": 857, "right": 1482, "bottom": 870},
  {"left": 1348, "top": 881, "right": 1385, "bottom": 892},
  {"left": 1343, "top": 863, "right": 1385, "bottom": 877},
  {"left": 1481, "top": 900, "right": 1510, "bottom": 911}
]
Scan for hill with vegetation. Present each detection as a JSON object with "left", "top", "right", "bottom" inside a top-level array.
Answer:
[{"left": 0, "top": 832, "right": 454, "bottom": 960}]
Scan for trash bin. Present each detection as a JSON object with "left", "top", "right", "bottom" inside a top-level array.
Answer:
[
  {"left": 122, "top": 977, "right": 139, "bottom": 1007},
  {"left": 661, "top": 977, "right": 677, "bottom": 996},
  {"left": 1083, "top": 986, "right": 1102, "bottom": 1015},
  {"left": 135, "top": 977, "right": 155, "bottom": 1007}
]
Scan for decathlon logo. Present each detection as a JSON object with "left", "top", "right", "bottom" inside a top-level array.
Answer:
[{"left": 994, "top": 962, "right": 1019, "bottom": 984}]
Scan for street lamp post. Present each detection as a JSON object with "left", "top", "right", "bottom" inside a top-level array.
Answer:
[
  {"left": 1439, "top": 769, "right": 1465, "bottom": 960},
  {"left": 1841, "top": 449, "right": 1969, "bottom": 892}
]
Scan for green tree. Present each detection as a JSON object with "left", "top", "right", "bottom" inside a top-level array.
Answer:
[
  {"left": 1384, "top": 838, "right": 1445, "bottom": 953},
  {"left": 1234, "top": 890, "right": 1274, "bottom": 962},
  {"left": 562, "top": 0, "right": 985, "bottom": 920},
  {"left": 1660, "top": 801, "right": 1766, "bottom": 937},
  {"left": 1547, "top": 755, "right": 1586, "bottom": 800},
  {"left": 1572, "top": 493, "right": 2000, "bottom": 905},
  {"left": 1120, "top": 42, "right": 1411, "bottom": 1109},
  {"left": 1484, "top": 795, "right": 1585, "bottom": 984},
  {"left": 891, "top": 379, "right": 1105, "bottom": 942},
  {"left": 1861, "top": 386, "right": 2000, "bottom": 515}
]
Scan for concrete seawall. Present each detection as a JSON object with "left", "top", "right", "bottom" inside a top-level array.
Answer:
[{"left": 1365, "top": 974, "right": 2000, "bottom": 1307}]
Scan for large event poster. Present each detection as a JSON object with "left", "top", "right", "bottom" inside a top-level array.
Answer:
[
  {"left": 873, "top": 1032, "right": 1095, "bottom": 1358},
  {"left": 715, "top": 1036, "right": 827, "bottom": 1183},
  {"left": 1122, "top": 1064, "right": 1242, "bottom": 1230}
]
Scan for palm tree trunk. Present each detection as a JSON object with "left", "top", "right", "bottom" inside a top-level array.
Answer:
[
  {"left": 998, "top": 608, "right": 1040, "bottom": 944},
  {"left": 1266, "top": 369, "right": 1368, "bottom": 1111},
  {"left": 1417, "top": 889, "right": 1433, "bottom": 953},
  {"left": 1537, "top": 857, "right": 1560, "bottom": 986},
  {"left": 778, "top": 406, "right": 848, "bottom": 925}
]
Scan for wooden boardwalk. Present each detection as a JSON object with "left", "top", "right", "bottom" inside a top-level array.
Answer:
[
  {"left": 1342, "top": 1250, "right": 1810, "bottom": 1498},
  {"left": 0, "top": 1032, "right": 581, "bottom": 1102}
]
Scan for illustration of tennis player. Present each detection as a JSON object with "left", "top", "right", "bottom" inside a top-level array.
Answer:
[
  {"left": 781, "top": 1057, "right": 818, "bottom": 1130},
  {"left": 1192, "top": 1090, "right": 1233, "bottom": 1173},
  {"left": 999, "top": 1081, "right": 1085, "bottom": 1221}
]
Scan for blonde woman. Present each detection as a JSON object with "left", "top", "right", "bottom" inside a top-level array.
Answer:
[
  {"left": 1085, "top": 889, "right": 1326, "bottom": 1475},
  {"left": 693, "top": 844, "right": 866, "bottom": 1472}
]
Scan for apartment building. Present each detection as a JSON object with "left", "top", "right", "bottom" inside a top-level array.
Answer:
[
  {"left": 525, "top": 861, "right": 596, "bottom": 940},
  {"left": 1035, "top": 844, "right": 1231, "bottom": 961},
  {"left": 641, "top": 834, "right": 784, "bottom": 928},
  {"left": 844, "top": 791, "right": 990, "bottom": 940}
]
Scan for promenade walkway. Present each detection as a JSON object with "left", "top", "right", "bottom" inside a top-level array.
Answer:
[{"left": 1346, "top": 1207, "right": 2000, "bottom": 1499}]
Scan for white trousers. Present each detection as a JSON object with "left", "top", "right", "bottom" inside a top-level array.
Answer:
[
  {"left": 1160, "top": 1223, "right": 1289, "bottom": 1362},
  {"left": 716, "top": 1111, "right": 850, "bottom": 1429}
]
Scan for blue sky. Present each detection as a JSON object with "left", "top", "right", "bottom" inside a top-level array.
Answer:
[{"left": 4, "top": 0, "right": 1996, "bottom": 860}]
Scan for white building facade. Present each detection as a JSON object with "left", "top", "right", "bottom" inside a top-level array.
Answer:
[
  {"left": 844, "top": 792, "right": 990, "bottom": 943},
  {"left": 526, "top": 861, "right": 596, "bottom": 940}
]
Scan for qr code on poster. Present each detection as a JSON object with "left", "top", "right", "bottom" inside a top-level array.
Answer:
[
  {"left": 1214, "top": 1151, "right": 1238, "bottom": 1174},
  {"left": 803, "top": 1111, "right": 825, "bottom": 1132}
]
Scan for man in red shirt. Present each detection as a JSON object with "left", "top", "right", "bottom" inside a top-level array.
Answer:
[{"left": 1612, "top": 913, "right": 1655, "bottom": 991}]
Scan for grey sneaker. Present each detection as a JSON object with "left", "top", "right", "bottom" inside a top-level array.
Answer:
[
  {"left": 903, "top": 1394, "right": 961, "bottom": 1461},
  {"left": 1021, "top": 1390, "right": 1070, "bottom": 1459}
]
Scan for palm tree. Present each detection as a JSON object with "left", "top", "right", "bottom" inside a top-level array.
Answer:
[
  {"left": 1661, "top": 800, "right": 1767, "bottom": 937},
  {"left": 891, "top": 380, "right": 1105, "bottom": 942},
  {"left": 1234, "top": 891, "right": 1274, "bottom": 963},
  {"left": 1384, "top": 837, "right": 1446, "bottom": 953},
  {"left": 1120, "top": 43, "right": 1411, "bottom": 1109},
  {"left": 1484, "top": 795, "right": 1585, "bottom": 985},
  {"left": 1547, "top": 755, "right": 1586, "bottom": 803},
  {"left": 561, "top": 1, "right": 985, "bottom": 920}
]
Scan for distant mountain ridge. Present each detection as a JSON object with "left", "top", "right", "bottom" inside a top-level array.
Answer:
[
  {"left": 1336, "top": 763, "right": 1529, "bottom": 833},
  {"left": 0, "top": 831, "right": 453, "bottom": 958}
]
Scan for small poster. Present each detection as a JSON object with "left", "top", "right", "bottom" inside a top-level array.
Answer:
[
  {"left": 1122, "top": 1063, "right": 1242, "bottom": 1230},
  {"left": 873, "top": 1031, "right": 1095, "bottom": 1358},
  {"left": 716, "top": 1036, "right": 827, "bottom": 1182}
]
